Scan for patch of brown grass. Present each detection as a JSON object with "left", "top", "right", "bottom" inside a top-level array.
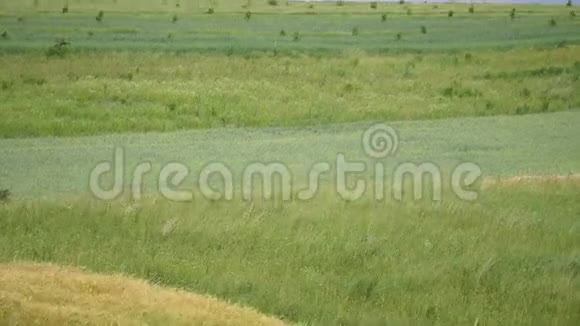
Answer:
[
  {"left": 482, "top": 174, "right": 580, "bottom": 189},
  {"left": 0, "top": 262, "right": 286, "bottom": 326}
]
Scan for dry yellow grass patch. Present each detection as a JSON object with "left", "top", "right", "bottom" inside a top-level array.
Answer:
[
  {"left": 482, "top": 174, "right": 580, "bottom": 189},
  {"left": 0, "top": 262, "right": 286, "bottom": 326}
]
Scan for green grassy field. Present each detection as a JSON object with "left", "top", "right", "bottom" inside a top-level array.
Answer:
[
  {"left": 0, "top": 1, "right": 579, "bottom": 325},
  {"left": 1, "top": 182, "right": 579, "bottom": 324}
]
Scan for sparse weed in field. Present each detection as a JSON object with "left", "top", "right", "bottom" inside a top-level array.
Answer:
[
  {"left": 465, "top": 52, "right": 473, "bottom": 61},
  {"left": 572, "top": 10, "right": 577, "bottom": 18},
  {"left": 245, "top": 11, "right": 252, "bottom": 20},
  {"left": 448, "top": 10, "right": 454, "bottom": 17},
  {"left": 62, "top": 5, "right": 68, "bottom": 14},
  {"left": 396, "top": 32, "right": 402, "bottom": 41},
  {"left": 22, "top": 77, "right": 47, "bottom": 86},
  {"left": 421, "top": 25, "right": 427, "bottom": 34},
  {"left": 96, "top": 10, "right": 104, "bottom": 22},
  {"left": 280, "top": 29, "right": 286, "bottom": 36},
  {"left": 17, "top": 17, "right": 24, "bottom": 23},
  {"left": 0, "top": 31, "right": 8, "bottom": 39},
  {"left": 206, "top": 8, "right": 214, "bottom": 14},
  {"left": 407, "top": 8, "right": 412, "bottom": 16},
  {"left": 381, "top": 13, "right": 387, "bottom": 22},
  {"left": 0, "top": 189, "right": 10, "bottom": 203},
  {"left": 550, "top": 17, "right": 557, "bottom": 26},
  {"left": 268, "top": 0, "right": 278, "bottom": 6},
  {"left": 510, "top": 8, "right": 516, "bottom": 19},
  {"left": 293, "top": 31, "right": 300, "bottom": 41},
  {"left": 172, "top": 14, "right": 178, "bottom": 23},
  {"left": 1, "top": 80, "right": 13, "bottom": 90},
  {"left": 442, "top": 83, "right": 482, "bottom": 98},
  {"left": 352, "top": 26, "right": 359, "bottom": 36},
  {"left": 87, "top": 31, "right": 94, "bottom": 37},
  {"left": 521, "top": 88, "right": 531, "bottom": 98},
  {"left": 469, "top": 5, "right": 475, "bottom": 14},
  {"left": 119, "top": 72, "right": 134, "bottom": 81},
  {"left": 45, "top": 39, "right": 69, "bottom": 58},
  {"left": 370, "top": 2, "right": 378, "bottom": 10}
]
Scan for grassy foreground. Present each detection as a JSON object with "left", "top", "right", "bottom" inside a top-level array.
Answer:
[
  {"left": 0, "top": 181, "right": 579, "bottom": 324},
  {"left": 0, "top": 262, "right": 285, "bottom": 325}
]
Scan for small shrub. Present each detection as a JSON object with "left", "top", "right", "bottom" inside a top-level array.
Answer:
[
  {"left": 396, "top": 32, "right": 402, "bottom": 41},
  {"left": 308, "top": 3, "right": 314, "bottom": 9},
  {"left": 469, "top": 5, "right": 474, "bottom": 14},
  {"left": 521, "top": 88, "right": 531, "bottom": 98},
  {"left": 96, "top": 10, "right": 104, "bottom": 22},
  {"left": 267, "top": 0, "right": 278, "bottom": 6},
  {"left": 172, "top": 14, "right": 178, "bottom": 23},
  {"left": 206, "top": 8, "right": 214, "bottom": 14},
  {"left": 571, "top": 10, "right": 577, "bottom": 18},
  {"left": 370, "top": 2, "right": 377, "bottom": 10},
  {"left": 280, "top": 29, "right": 286, "bottom": 36},
  {"left": 448, "top": 10, "right": 454, "bottom": 17},
  {"left": 293, "top": 31, "right": 300, "bottom": 42},
  {"left": 464, "top": 52, "right": 473, "bottom": 61},
  {"left": 1, "top": 80, "right": 14, "bottom": 90},
  {"left": 352, "top": 26, "right": 359, "bottom": 36},
  {"left": 1, "top": 31, "right": 8, "bottom": 39},
  {"left": 549, "top": 17, "right": 557, "bottom": 26},
  {"left": 45, "top": 39, "right": 69, "bottom": 58},
  {"left": 407, "top": 8, "right": 412, "bottom": 16},
  {"left": 62, "top": 5, "right": 68, "bottom": 14},
  {"left": 17, "top": 17, "right": 24, "bottom": 23},
  {"left": 420, "top": 25, "right": 427, "bottom": 34},
  {"left": 510, "top": 8, "right": 516, "bottom": 19},
  {"left": 175, "top": 2, "right": 180, "bottom": 8},
  {"left": 87, "top": 31, "right": 94, "bottom": 37},
  {"left": 0, "top": 189, "right": 11, "bottom": 203},
  {"left": 245, "top": 11, "right": 252, "bottom": 20},
  {"left": 381, "top": 13, "right": 387, "bottom": 22}
]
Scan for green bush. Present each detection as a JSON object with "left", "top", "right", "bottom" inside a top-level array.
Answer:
[
  {"left": 448, "top": 10, "right": 454, "bottom": 17},
  {"left": 96, "top": 10, "right": 104, "bottom": 22},
  {"left": 421, "top": 25, "right": 427, "bottom": 34},
  {"left": 267, "top": 0, "right": 278, "bottom": 6},
  {"left": 0, "top": 189, "right": 10, "bottom": 203},
  {"left": 370, "top": 2, "right": 377, "bottom": 9}
]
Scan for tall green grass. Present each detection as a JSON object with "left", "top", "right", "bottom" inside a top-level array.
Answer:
[
  {"left": 0, "top": 46, "right": 578, "bottom": 138},
  {"left": 0, "top": 182, "right": 579, "bottom": 324}
]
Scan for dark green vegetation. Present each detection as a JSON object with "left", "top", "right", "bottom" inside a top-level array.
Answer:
[{"left": 0, "top": 46, "right": 578, "bottom": 138}]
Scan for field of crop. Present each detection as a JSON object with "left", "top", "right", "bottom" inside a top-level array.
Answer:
[{"left": 0, "top": 0, "right": 579, "bottom": 325}]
